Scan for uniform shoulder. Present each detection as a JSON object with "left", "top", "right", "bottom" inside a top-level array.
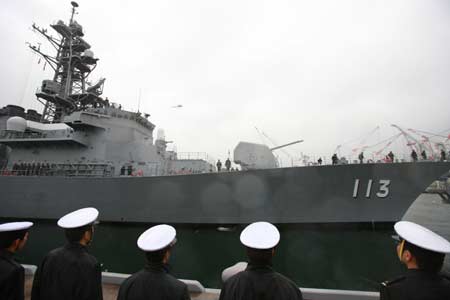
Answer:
[
  {"left": 223, "top": 269, "right": 250, "bottom": 286},
  {"left": 0, "top": 256, "right": 23, "bottom": 273},
  {"left": 441, "top": 273, "right": 450, "bottom": 284},
  {"left": 274, "top": 271, "right": 298, "bottom": 285},
  {"left": 381, "top": 275, "right": 406, "bottom": 287},
  {"left": 47, "top": 246, "right": 65, "bottom": 257},
  {"left": 165, "top": 272, "right": 188, "bottom": 289}
]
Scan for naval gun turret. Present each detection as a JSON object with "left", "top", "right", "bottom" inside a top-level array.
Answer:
[{"left": 233, "top": 140, "right": 303, "bottom": 170}]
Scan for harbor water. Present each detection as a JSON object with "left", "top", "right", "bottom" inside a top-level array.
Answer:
[{"left": 8, "top": 194, "right": 450, "bottom": 292}]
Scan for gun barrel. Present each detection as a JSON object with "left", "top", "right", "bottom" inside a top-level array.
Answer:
[{"left": 270, "top": 140, "right": 303, "bottom": 151}]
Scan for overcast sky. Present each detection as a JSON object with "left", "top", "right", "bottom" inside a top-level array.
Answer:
[{"left": 1, "top": 0, "right": 450, "bottom": 165}]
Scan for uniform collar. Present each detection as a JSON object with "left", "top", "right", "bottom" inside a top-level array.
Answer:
[
  {"left": 246, "top": 263, "right": 274, "bottom": 273},
  {"left": 64, "top": 242, "right": 88, "bottom": 251},
  {"left": 406, "top": 268, "right": 439, "bottom": 278},
  {"left": 0, "top": 249, "right": 14, "bottom": 260},
  {"left": 145, "top": 261, "right": 170, "bottom": 273}
]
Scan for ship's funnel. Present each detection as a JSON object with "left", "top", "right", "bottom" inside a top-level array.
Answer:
[{"left": 6, "top": 116, "right": 27, "bottom": 132}]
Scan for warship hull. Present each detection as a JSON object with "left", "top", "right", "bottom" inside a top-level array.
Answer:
[{"left": 1, "top": 162, "right": 449, "bottom": 225}]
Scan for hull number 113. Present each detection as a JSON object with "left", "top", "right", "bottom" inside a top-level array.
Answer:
[{"left": 353, "top": 179, "right": 391, "bottom": 198}]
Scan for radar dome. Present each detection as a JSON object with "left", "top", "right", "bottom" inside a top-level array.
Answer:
[
  {"left": 7, "top": 116, "right": 27, "bottom": 132},
  {"left": 83, "top": 50, "right": 94, "bottom": 58}
]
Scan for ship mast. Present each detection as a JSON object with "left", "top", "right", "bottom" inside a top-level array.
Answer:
[{"left": 29, "top": 1, "right": 105, "bottom": 122}]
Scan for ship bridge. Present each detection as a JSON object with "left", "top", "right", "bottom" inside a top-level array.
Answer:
[{"left": 0, "top": 117, "right": 88, "bottom": 147}]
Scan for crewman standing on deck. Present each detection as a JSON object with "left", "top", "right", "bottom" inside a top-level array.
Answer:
[
  {"left": 31, "top": 207, "right": 102, "bottom": 300},
  {"left": 380, "top": 221, "right": 450, "bottom": 300},
  {"left": 441, "top": 149, "right": 446, "bottom": 161},
  {"left": 225, "top": 158, "right": 231, "bottom": 171},
  {"left": 117, "top": 224, "right": 190, "bottom": 300},
  {"left": 421, "top": 150, "right": 427, "bottom": 160},
  {"left": 358, "top": 152, "right": 364, "bottom": 164},
  {"left": 0, "top": 221, "right": 33, "bottom": 300},
  {"left": 411, "top": 150, "right": 418, "bottom": 162},
  {"left": 219, "top": 222, "right": 303, "bottom": 300}
]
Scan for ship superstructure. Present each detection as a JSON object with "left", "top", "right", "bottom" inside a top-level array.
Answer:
[{"left": 0, "top": 2, "right": 214, "bottom": 177}]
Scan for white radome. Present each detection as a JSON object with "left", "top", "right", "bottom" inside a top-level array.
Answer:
[{"left": 6, "top": 116, "right": 27, "bottom": 132}]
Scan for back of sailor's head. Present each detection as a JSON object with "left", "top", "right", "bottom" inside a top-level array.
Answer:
[
  {"left": 240, "top": 222, "right": 280, "bottom": 264},
  {"left": 137, "top": 224, "right": 177, "bottom": 263},
  {"left": 0, "top": 222, "right": 33, "bottom": 249},
  {"left": 395, "top": 221, "right": 450, "bottom": 273},
  {"left": 57, "top": 207, "right": 99, "bottom": 243}
]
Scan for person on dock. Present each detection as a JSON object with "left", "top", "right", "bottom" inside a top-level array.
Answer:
[
  {"left": 380, "top": 221, "right": 450, "bottom": 300},
  {"left": 219, "top": 222, "right": 303, "bottom": 300},
  {"left": 117, "top": 224, "right": 190, "bottom": 300},
  {"left": 31, "top": 207, "right": 102, "bottom": 300},
  {"left": 0, "top": 221, "right": 33, "bottom": 300}
]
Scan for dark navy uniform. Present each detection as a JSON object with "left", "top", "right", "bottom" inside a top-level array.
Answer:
[
  {"left": 0, "top": 250, "right": 25, "bottom": 300},
  {"left": 117, "top": 262, "right": 190, "bottom": 300},
  {"left": 31, "top": 243, "right": 103, "bottom": 300},
  {"left": 219, "top": 264, "right": 303, "bottom": 300},
  {"left": 380, "top": 269, "right": 450, "bottom": 300}
]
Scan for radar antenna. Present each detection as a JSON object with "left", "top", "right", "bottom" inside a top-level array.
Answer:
[{"left": 27, "top": 1, "right": 106, "bottom": 122}]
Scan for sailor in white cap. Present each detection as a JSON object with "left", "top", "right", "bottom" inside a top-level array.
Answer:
[
  {"left": 380, "top": 221, "right": 450, "bottom": 300},
  {"left": 31, "top": 207, "right": 102, "bottom": 300},
  {"left": 219, "top": 222, "right": 303, "bottom": 300},
  {"left": 117, "top": 224, "right": 190, "bottom": 300},
  {"left": 0, "top": 221, "right": 33, "bottom": 300}
]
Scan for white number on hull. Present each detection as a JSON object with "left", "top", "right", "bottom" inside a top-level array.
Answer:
[
  {"left": 352, "top": 179, "right": 391, "bottom": 199},
  {"left": 376, "top": 179, "right": 391, "bottom": 198}
]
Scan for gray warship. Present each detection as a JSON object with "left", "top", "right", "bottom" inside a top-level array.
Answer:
[{"left": 1, "top": 2, "right": 450, "bottom": 227}]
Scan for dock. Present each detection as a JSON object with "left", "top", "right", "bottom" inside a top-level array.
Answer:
[{"left": 23, "top": 265, "right": 379, "bottom": 300}]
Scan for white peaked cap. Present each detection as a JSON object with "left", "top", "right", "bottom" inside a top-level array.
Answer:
[
  {"left": 240, "top": 221, "right": 280, "bottom": 249},
  {"left": 57, "top": 207, "right": 99, "bottom": 229},
  {"left": 0, "top": 222, "right": 33, "bottom": 232},
  {"left": 395, "top": 221, "right": 450, "bottom": 254},
  {"left": 137, "top": 224, "right": 176, "bottom": 252}
]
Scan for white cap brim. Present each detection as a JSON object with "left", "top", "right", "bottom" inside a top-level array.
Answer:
[
  {"left": 137, "top": 224, "right": 176, "bottom": 251},
  {"left": 0, "top": 221, "right": 33, "bottom": 232},
  {"left": 240, "top": 221, "right": 280, "bottom": 249},
  {"left": 395, "top": 221, "right": 450, "bottom": 254},
  {"left": 57, "top": 207, "right": 99, "bottom": 229}
]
